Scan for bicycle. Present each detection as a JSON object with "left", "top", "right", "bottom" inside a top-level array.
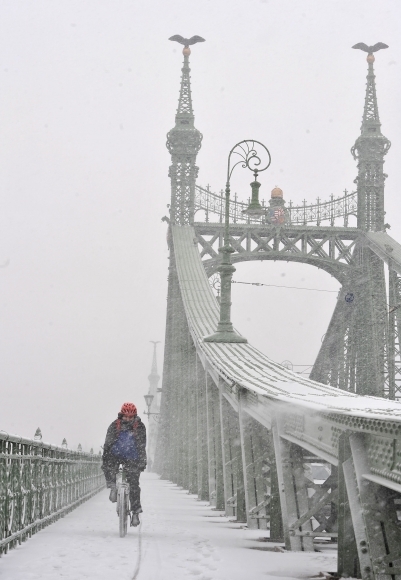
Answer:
[{"left": 116, "top": 465, "right": 130, "bottom": 537}]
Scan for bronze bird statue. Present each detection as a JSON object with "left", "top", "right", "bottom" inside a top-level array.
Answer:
[
  {"left": 169, "top": 35, "right": 205, "bottom": 48},
  {"left": 352, "top": 42, "right": 389, "bottom": 55}
]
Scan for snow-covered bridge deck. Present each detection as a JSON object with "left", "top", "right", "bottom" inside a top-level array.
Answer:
[{"left": 0, "top": 473, "right": 337, "bottom": 580}]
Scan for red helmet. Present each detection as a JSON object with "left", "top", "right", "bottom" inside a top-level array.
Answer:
[{"left": 120, "top": 402, "right": 137, "bottom": 417}]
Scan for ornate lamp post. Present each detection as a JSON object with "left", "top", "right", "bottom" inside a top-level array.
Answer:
[
  {"left": 143, "top": 394, "right": 160, "bottom": 422},
  {"left": 204, "top": 140, "right": 271, "bottom": 343}
]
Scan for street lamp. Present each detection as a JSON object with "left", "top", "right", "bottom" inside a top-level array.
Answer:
[
  {"left": 204, "top": 140, "right": 271, "bottom": 343},
  {"left": 144, "top": 394, "right": 154, "bottom": 409},
  {"left": 143, "top": 393, "right": 160, "bottom": 422}
]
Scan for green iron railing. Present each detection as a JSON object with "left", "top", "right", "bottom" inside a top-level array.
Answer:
[
  {"left": 195, "top": 184, "right": 357, "bottom": 227},
  {"left": 0, "top": 429, "right": 104, "bottom": 555}
]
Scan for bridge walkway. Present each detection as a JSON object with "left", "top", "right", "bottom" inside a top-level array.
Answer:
[{"left": 0, "top": 473, "right": 337, "bottom": 580}]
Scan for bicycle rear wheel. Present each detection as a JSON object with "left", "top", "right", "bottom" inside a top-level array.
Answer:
[{"left": 118, "top": 488, "right": 129, "bottom": 537}]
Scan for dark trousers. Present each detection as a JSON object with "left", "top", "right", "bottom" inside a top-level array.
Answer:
[{"left": 102, "top": 455, "right": 142, "bottom": 513}]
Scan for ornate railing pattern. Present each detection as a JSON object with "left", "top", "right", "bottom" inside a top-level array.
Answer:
[
  {"left": 0, "top": 431, "right": 104, "bottom": 555},
  {"left": 194, "top": 185, "right": 357, "bottom": 227}
]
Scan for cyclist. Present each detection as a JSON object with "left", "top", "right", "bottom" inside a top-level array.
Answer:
[{"left": 102, "top": 402, "right": 147, "bottom": 527}]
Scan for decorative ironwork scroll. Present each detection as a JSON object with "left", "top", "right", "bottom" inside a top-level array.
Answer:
[
  {"left": 0, "top": 432, "right": 104, "bottom": 555},
  {"left": 195, "top": 185, "right": 357, "bottom": 227}
]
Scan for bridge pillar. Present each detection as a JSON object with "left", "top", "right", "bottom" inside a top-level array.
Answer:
[
  {"left": 235, "top": 421, "right": 247, "bottom": 523},
  {"left": 342, "top": 433, "right": 401, "bottom": 580},
  {"left": 196, "top": 357, "right": 209, "bottom": 501},
  {"left": 238, "top": 390, "right": 258, "bottom": 529},
  {"left": 272, "top": 424, "right": 315, "bottom": 551},
  {"left": 219, "top": 388, "right": 235, "bottom": 517},
  {"left": 338, "top": 434, "right": 360, "bottom": 578},
  {"left": 178, "top": 320, "right": 191, "bottom": 489},
  {"left": 237, "top": 393, "right": 283, "bottom": 537},
  {"left": 205, "top": 371, "right": 217, "bottom": 506},
  {"left": 219, "top": 391, "right": 246, "bottom": 521},
  {"left": 187, "top": 341, "right": 198, "bottom": 495},
  {"left": 267, "top": 430, "right": 284, "bottom": 542},
  {"left": 205, "top": 372, "right": 225, "bottom": 509},
  {"left": 214, "top": 398, "right": 225, "bottom": 511}
]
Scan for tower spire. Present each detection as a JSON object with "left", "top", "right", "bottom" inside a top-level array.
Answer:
[
  {"left": 177, "top": 52, "right": 194, "bottom": 118},
  {"left": 361, "top": 54, "right": 380, "bottom": 133},
  {"left": 166, "top": 36, "right": 204, "bottom": 225},
  {"left": 149, "top": 341, "right": 160, "bottom": 380},
  {"left": 351, "top": 43, "right": 391, "bottom": 231}
]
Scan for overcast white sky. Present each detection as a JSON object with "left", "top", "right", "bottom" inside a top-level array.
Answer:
[{"left": 1, "top": 0, "right": 400, "bottom": 450}]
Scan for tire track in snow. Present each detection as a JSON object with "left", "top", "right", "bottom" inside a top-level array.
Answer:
[{"left": 131, "top": 520, "right": 143, "bottom": 579}]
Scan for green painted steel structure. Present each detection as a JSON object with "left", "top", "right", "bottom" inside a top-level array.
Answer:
[
  {"left": 155, "top": 40, "right": 401, "bottom": 580},
  {"left": 0, "top": 430, "right": 104, "bottom": 555}
]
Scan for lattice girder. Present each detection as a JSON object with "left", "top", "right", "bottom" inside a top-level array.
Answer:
[
  {"left": 195, "top": 223, "right": 358, "bottom": 283},
  {"left": 311, "top": 244, "right": 388, "bottom": 397}
]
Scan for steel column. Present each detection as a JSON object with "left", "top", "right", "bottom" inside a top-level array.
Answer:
[{"left": 196, "top": 357, "right": 209, "bottom": 501}]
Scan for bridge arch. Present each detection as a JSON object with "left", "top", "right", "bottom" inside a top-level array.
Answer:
[{"left": 203, "top": 251, "right": 350, "bottom": 284}]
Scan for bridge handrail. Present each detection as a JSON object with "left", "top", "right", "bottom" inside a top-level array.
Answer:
[
  {"left": 194, "top": 184, "right": 357, "bottom": 227},
  {"left": 0, "top": 430, "right": 91, "bottom": 453},
  {"left": 0, "top": 431, "right": 104, "bottom": 555}
]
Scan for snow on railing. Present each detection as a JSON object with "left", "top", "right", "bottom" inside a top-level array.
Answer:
[
  {"left": 194, "top": 184, "right": 357, "bottom": 227},
  {"left": 0, "top": 429, "right": 104, "bottom": 555}
]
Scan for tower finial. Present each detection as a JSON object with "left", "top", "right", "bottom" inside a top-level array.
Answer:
[
  {"left": 352, "top": 42, "right": 388, "bottom": 134},
  {"left": 351, "top": 43, "right": 391, "bottom": 231},
  {"left": 168, "top": 35, "right": 205, "bottom": 119},
  {"left": 169, "top": 35, "right": 205, "bottom": 50},
  {"left": 166, "top": 36, "right": 204, "bottom": 225}
]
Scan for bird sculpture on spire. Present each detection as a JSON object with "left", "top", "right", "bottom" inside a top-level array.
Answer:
[
  {"left": 169, "top": 35, "right": 205, "bottom": 48},
  {"left": 352, "top": 42, "right": 389, "bottom": 55}
]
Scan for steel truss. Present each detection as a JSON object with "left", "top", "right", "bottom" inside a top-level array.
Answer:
[
  {"left": 194, "top": 223, "right": 358, "bottom": 282},
  {"left": 157, "top": 45, "right": 401, "bottom": 580},
  {"left": 156, "top": 276, "right": 401, "bottom": 578}
]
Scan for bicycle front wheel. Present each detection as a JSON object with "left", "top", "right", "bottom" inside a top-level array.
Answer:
[{"left": 118, "top": 488, "right": 129, "bottom": 538}]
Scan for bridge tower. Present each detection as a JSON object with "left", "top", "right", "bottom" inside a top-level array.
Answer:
[
  {"left": 352, "top": 50, "right": 391, "bottom": 232},
  {"left": 153, "top": 41, "right": 401, "bottom": 578},
  {"left": 166, "top": 45, "right": 202, "bottom": 225},
  {"left": 154, "top": 40, "right": 204, "bottom": 482},
  {"left": 311, "top": 47, "right": 393, "bottom": 397}
]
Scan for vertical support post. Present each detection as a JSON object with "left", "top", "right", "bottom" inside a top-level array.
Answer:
[
  {"left": 272, "top": 422, "right": 314, "bottom": 551},
  {"left": 169, "top": 270, "right": 181, "bottom": 483},
  {"left": 342, "top": 442, "right": 376, "bottom": 580},
  {"left": 205, "top": 371, "right": 217, "bottom": 506},
  {"left": 213, "top": 386, "right": 225, "bottom": 510},
  {"left": 268, "top": 429, "right": 284, "bottom": 542},
  {"left": 187, "top": 340, "right": 198, "bottom": 494},
  {"left": 291, "top": 445, "right": 314, "bottom": 550},
  {"left": 219, "top": 389, "right": 246, "bottom": 521},
  {"left": 251, "top": 421, "right": 274, "bottom": 532},
  {"left": 388, "top": 263, "right": 397, "bottom": 400},
  {"left": 337, "top": 434, "right": 359, "bottom": 579},
  {"left": 174, "top": 295, "right": 189, "bottom": 488},
  {"left": 272, "top": 423, "right": 293, "bottom": 550},
  {"left": 343, "top": 433, "right": 401, "bottom": 580},
  {"left": 238, "top": 389, "right": 258, "bottom": 529},
  {"left": 235, "top": 424, "right": 247, "bottom": 523},
  {"left": 219, "top": 387, "right": 234, "bottom": 516},
  {"left": 179, "top": 326, "right": 190, "bottom": 489},
  {"left": 196, "top": 357, "right": 209, "bottom": 501}
]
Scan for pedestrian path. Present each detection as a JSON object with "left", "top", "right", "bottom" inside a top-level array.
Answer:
[{"left": 0, "top": 473, "right": 338, "bottom": 580}]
